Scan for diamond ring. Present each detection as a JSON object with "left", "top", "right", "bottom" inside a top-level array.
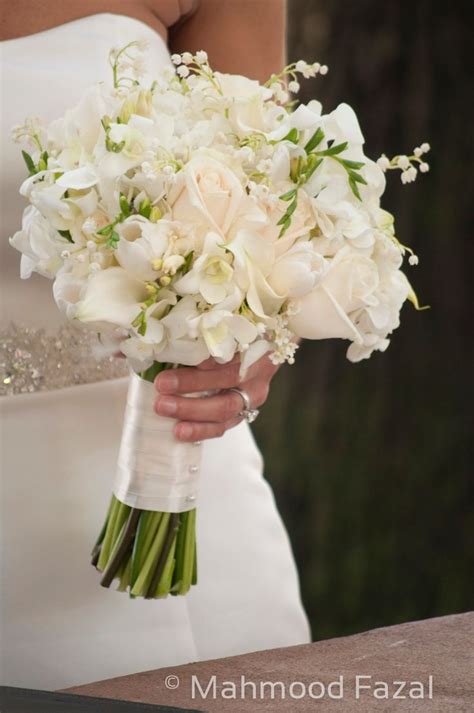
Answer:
[{"left": 226, "top": 387, "right": 260, "bottom": 424}]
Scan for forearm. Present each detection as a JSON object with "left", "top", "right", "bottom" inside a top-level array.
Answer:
[{"left": 169, "top": 0, "right": 287, "bottom": 83}]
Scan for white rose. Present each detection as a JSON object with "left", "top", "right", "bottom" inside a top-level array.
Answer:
[
  {"left": 268, "top": 242, "right": 326, "bottom": 299},
  {"left": 169, "top": 155, "right": 245, "bottom": 235},
  {"left": 288, "top": 248, "right": 379, "bottom": 342}
]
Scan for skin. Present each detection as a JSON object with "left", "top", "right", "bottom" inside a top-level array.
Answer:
[{"left": 2, "top": 0, "right": 288, "bottom": 440}]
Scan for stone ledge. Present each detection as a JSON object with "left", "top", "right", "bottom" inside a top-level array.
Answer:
[{"left": 65, "top": 612, "right": 474, "bottom": 712}]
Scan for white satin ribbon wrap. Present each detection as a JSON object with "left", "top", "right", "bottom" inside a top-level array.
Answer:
[{"left": 113, "top": 371, "right": 203, "bottom": 512}]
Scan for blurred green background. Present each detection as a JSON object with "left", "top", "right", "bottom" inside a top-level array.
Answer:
[{"left": 253, "top": 0, "right": 473, "bottom": 641}]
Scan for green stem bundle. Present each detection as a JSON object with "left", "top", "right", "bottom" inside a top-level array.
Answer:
[{"left": 91, "top": 362, "right": 198, "bottom": 598}]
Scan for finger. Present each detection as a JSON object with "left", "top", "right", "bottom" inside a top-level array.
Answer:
[
  {"left": 174, "top": 417, "right": 243, "bottom": 442},
  {"left": 155, "top": 362, "right": 242, "bottom": 395},
  {"left": 196, "top": 354, "right": 241, "bottom": 371},
  {"left": 155, "top": 377, "right": 269, "bottom": 422},
  {"left": 155, "top": 352, "right": 276, "bottom": 394},
  {"left": 155, "top": 389, "right": 248, "bottom": 423}
]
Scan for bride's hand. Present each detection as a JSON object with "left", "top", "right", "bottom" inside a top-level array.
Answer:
[{"left": 153, "top": 354, "right": 280, "bottom": 441}]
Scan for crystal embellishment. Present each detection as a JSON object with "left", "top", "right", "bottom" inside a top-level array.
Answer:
[{"left": 0, "top": 323, "right": 129, "bottom": 396}]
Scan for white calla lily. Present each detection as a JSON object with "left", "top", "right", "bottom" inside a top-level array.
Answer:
[{"left": 75, "top": 267, "right": 148, "bottom": 327}]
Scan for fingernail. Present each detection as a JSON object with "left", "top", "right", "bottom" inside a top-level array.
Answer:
[
  {"left": 156, "top": 372, "right": 178, "bottom": 393},
  {"left": 177, "top": 423, "right": 193, "bottom": 440},
  {"left": 156, "top": 396, "right": 177, "bottom": 415}
]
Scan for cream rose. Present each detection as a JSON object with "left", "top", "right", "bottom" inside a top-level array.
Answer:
[
  {"left": 169, "top": 155, "right": 245, "bottom": 235},
  {"left": 288, "top": 248, "right": 379, "bottom": 341}
]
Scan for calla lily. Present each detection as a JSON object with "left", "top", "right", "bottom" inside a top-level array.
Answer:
[{"left": 75, "top": 267, "right": 148, "bottom": 328}]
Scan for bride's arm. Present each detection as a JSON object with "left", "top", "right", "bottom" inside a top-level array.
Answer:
[{"left": 169, "top": 0, "right": 287, "bottom": 83}]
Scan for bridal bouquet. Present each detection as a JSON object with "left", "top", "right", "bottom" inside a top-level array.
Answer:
[{"left": 10, "top": 41, "right": 429, "bottom": 598}]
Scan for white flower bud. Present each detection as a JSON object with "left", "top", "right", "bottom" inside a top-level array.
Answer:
[
  {"left": 398, "top": 155, "right": 410, "bottom": 170},
  {"left": 319, "top": 64, "right": 329, "bottom": 75},
  {"left": 86, "top": 240, "right": 96, "bottom": 251},
  {"left": 177, "top": 65, "right": 190, "bottom": 78},
  {"left": 377, "top": 155, "right": 390, "bottom": 171},
  {"left": 408, "top": 254, "right": 419, "bottom": 266},
  {"left": 312, "top": 62, "right": 321, "bottom": 73},
  {"left": 196, "top": 50, "right": 208, "bottom": 63},
  {"left": 288, "top": 80, "right": 300, "bottom": 93},
  {"left": 421, "top": 142, "right": 430, "bottom": 153},
  {"left": 182, "top": 52, "right": 193, "bottom": 65},
  {"left": 414, "top": 147, "right": 422, "bottom": 157},
  {"left": 82, "top": 217, "right": 98, "bottom": 235},
  {"left": 171, "top": 54, "right": 182, "bottom": 65},
  {"left": 151, "top": 257, "right": 163, "bottom": 271},
  {"left": 420, "top": 162, "right": 430, "bottom": 173}
]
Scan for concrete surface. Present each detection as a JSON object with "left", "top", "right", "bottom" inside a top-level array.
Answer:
[{"left": 65, "top": 612, "right": 474, "bottom": 712}]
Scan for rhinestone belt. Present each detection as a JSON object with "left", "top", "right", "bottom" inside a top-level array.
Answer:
[{"left": 0, "top": 323, "right": 129, "bottom": 396}]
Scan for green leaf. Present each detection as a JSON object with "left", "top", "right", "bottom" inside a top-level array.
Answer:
[
  {"left": 304, "top": 127, "right": 324, "bottom": 153},
  {"left": 341, "top": 159, "right": 365, "bottom": 169},
  {"left": 58, "top": 229, "right": 73, "bottom": 242},
  {"left": 278, "top": 217, "right": 292, "bottom": 237},
  {"left": 21, "top": 150, "right": 36, "bottom": 175},
  {"left": 348, "top": 169, "right": 368, "bottom": 185},
  {"left": 281, "top": 127, "right": 299, "bottom": 144},
  {"left": 279, "top": 188, "right": 297, "bottom": 201},
  {"left": 277, "top": 197, "right": 297, "bottom": 226},
  {"left": 318, "top": 141, "right": 348, "bottom": 157},
  {"left": 349, "top": 177, "right": 362, "bottom": 201},
  {"left": 96, "top": 223, "right": 113, "bottom": 236},
  {"left": 304, "top": 156, "right": 323, "bottom": 181}
]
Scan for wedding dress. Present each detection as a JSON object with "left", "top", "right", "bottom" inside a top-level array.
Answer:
[{"left": 0, "top": 14, "right": 311, "bottom": 691}]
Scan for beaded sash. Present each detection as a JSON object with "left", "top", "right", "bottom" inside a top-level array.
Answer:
[{"left": 0, "top": 323, "right": 129, "bottom": 396}]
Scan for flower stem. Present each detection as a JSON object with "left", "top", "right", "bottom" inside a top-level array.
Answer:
[
  {"left": 145, "top": 513, "right": 180, "bottom": 598},
  {"left": 100, "top": 507, "right": 141, "bottom": 588}
]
